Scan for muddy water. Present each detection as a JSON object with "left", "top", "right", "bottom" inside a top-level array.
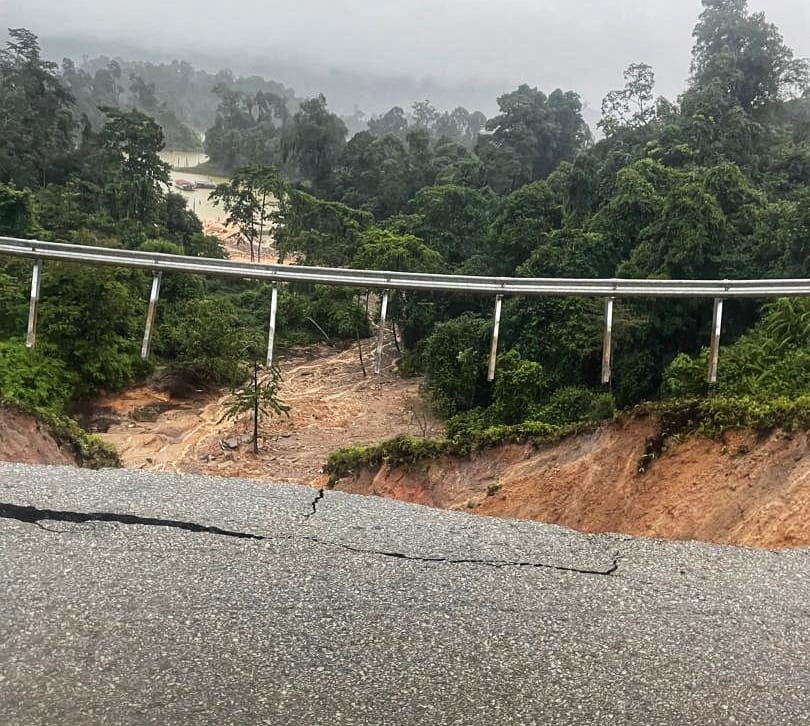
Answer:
[{"left": 160, "top": 150, "right": 228, "bottom": 223}]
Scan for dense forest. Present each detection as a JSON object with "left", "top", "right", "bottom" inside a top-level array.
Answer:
[{"left": 1, "top": 0, "right": 809, "bottom": 464}]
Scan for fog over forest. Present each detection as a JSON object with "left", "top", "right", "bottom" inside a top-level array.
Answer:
[{"left": 3, "top": 0, "right": 809, "bottom": 115}]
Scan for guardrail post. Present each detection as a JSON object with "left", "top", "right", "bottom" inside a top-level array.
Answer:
[
  {"left": 601, "top": 297, "right": 615, "bottom": 384},
  {"left": 266, "top": 283, "right": 279, "bottom": 368},
  {"left": 25, "top": 259, "right": 42, "bottom": 348},
  {"left": 374, "top": 290, "right": 389, "bottom": 375},
  {"left": 487, "top": 295, "right": 504, "bottom": 382},
  {"left": 707, "top": 298, "right": 724, "bottom": 384},
  {"left": 140, "top": 272, "right": 162, "bottom": 360}
]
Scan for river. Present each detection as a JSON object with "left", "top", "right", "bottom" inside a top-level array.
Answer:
[{"left": 159, "top": 151, "right": 228, "bottom": 223}]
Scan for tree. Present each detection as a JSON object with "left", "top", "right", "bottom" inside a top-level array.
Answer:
[
  {"left": 489, "top": 180, "right": 563, "bottom": 273},
  {"left": 204, "top": 87, "right": 290, "bottom": 172},
  {"left": 158, "top": 298, "right": 251, "bottom": 388},
  {"left": 334, "top": 131, "right": 413, "bottom": 217},
  {"left": 0, "top": 29, "right": 75, "bottom": 187},
  {"left": 422, "top": 314, "right": 492, "bottom": 416},
  {"left": 274, "top": 190, "right": 374, "bottom": 266},
  {"left": 477, "top": 85, "right": 590, "bottom": 193},
  {"left": 407, "top": 184, "right": 492, "bottom": 266},
  {"left": 220, "top": 362, "right": 290, "bottom": 454},
  {"left": 690, "top": 0, "right": 809, "bottom": 113},
  {"left": 94, "top": 107, "right": 171, "bottom": 228},
  {"left": 599, "top": 63, "right": 657, "bottom": 136},
  {"left": 282, "top": 95, "right": 347, "bottom": 194},
  {"left": 0, "top": 183, "right": 39, "bottom": 237},
  {"left": 368, "top": 106, "right": 409, "bottom": 137},
  {"left": 210, "top": 164, "right": 284, "bottom": 262},
  {"left": 352, "top": 228, "right": 444, "bottom": 273}
]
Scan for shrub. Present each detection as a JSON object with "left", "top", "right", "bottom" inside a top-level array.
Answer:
[{"left": 0, "top": 341, "right": 77, "bottom": 411}]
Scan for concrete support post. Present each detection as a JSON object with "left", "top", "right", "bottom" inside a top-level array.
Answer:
[
  {"left": 708, "top": 298, "right": 724, "bottom": 384},
  {"left": 601, "top": 297, "right": 615, "bottom": 384},
  {"left": 374, "top": 290, "right": 389, "bottom": 375},
  {"left": 140, "top": 272, "right": 162, "bottom": 360},
  {"left": 266, "top": 283, "right": 279, "bottom": 368},
  {"left": 487, "top": 295, "right": 504, "bottom": 382},
  {"left": 25, "top": 259, "right": 42, "bottom": 349}
]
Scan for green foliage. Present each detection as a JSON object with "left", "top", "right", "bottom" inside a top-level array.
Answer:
[
  {"left": 0, "top": 183, "right": 40, "bottom": 237},
  {"left": 489, "top": 180, "right": 562, "bottom": 273},
  {"left": 599, "top": 63, "right": 657, "bottom": 136},
  {"left": 477, "top": 85, "right": 590, "bottom": 193},
  {"left": 92, "top": 107, "right": 171, "bottom": 228},
  {"left": 421, "top": 314, "right": 492, "bottom": 416},
  {"left": 661, "top": 353, "right": 710, "bottom": 399},
  {"left": 489, "top": 351, "right": 552, "bottom": 425},
  {"left": 204, "top": 86, "right": 293, "bottom": 173},
  {"left": 157, "top": 298, "right": 251, "bottom": 388},
  {"left": 405, "top": 184, "right": 492, "bottom": 267},
  {"left": 37, "top": 262, "right": 148, "bottom": 396},
  {"left": 274, "top": 189, "right": 374, "bottom": 265},
  {"left": 210, "top": 164, "right": 284, "bottom": 262},
  {"left": 662, "top": 298, "right": 810, "bottom": 401},
  {"left": 529, "top": 387, "right": 615, "bottom": 427},
  {"left": 220, "top": 362, "right": 290, "bottom": 454},
  {"left": 282, "top": 95, "right": 347, "bottom": 194},
  {"left": 0, "top": 29, "right": 75, "bottom": 188},
  {"left": 0, "top": 341, "right": 77, "bottom": 410},
  {"left": 352, "top": 228, "right": 444, "bottom": 273}
]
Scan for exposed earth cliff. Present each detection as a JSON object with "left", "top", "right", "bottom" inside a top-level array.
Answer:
[{"left": 332, "top": 417, "right": 809, "bottom": 550}]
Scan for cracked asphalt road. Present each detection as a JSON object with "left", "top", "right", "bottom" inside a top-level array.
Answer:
[{"left": 1, "top": 462, "right": 809, "bottom": 725}]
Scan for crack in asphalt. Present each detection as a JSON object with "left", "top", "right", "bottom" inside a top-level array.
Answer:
[
  {"left": 305, "top": 488, "right": 324, "bottom": 520},
  {"left": 0, "top": 501, "right": 621, "bottom": 576},
  {"left": 298, "top": 534, "right": 622, "bottom": 576},
  {"left": 0, "top": 503, "right": 263, "bottom": 540}
]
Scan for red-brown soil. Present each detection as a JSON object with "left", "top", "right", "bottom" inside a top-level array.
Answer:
[
  {"left": 86, "top": 339, "right": 441, "bottom": 485},
  {"left": 332, "top": 417, "right": 810, "bottom": 549},
  {"left": 0, "top": 404, "right": 76, "bottom": 466}
]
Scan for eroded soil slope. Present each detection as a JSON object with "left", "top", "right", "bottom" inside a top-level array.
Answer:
[
  {"left": 0, "top": 405, "right": 76, "bottom": 466},
  {"left": 333, "top": 417, "right": 810, "bottom": 549}
]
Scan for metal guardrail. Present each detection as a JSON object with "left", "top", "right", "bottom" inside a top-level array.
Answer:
[
  {"left": 2, "top": 236, "right": 809, "bottom": 384},
  {"left": 3, "top": 237, "right": 810, "bottom": 298}
]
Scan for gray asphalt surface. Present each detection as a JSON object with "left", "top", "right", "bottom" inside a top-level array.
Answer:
[{"left": 1, "top": 462, "right": 808, "bottom": 725}]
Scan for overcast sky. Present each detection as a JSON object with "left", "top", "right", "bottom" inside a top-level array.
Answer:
[{"left": 2, "top": 0, "right": 809, "bottom": 115}]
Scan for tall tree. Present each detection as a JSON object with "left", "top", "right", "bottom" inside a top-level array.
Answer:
[
  {"left": 94, "top": 107, "right": 171, "bottom": 227},
  {"left": 282, "top": 95, "right": 347, "bottom": 194},
  {"left": 599, "top": 63, "right": 657, "bottom": 136},
  {"left": 690, "top": 0, "right": 809, "bottom": 113},
  {"left": 210, "top": 165, "right": 285, "bottom": 263},
  {"left": 0, "top": 29, "right": 75, "bottom": 187},
  {"left": 477, "top": 85, "right": 590, "bottom": 193}
]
